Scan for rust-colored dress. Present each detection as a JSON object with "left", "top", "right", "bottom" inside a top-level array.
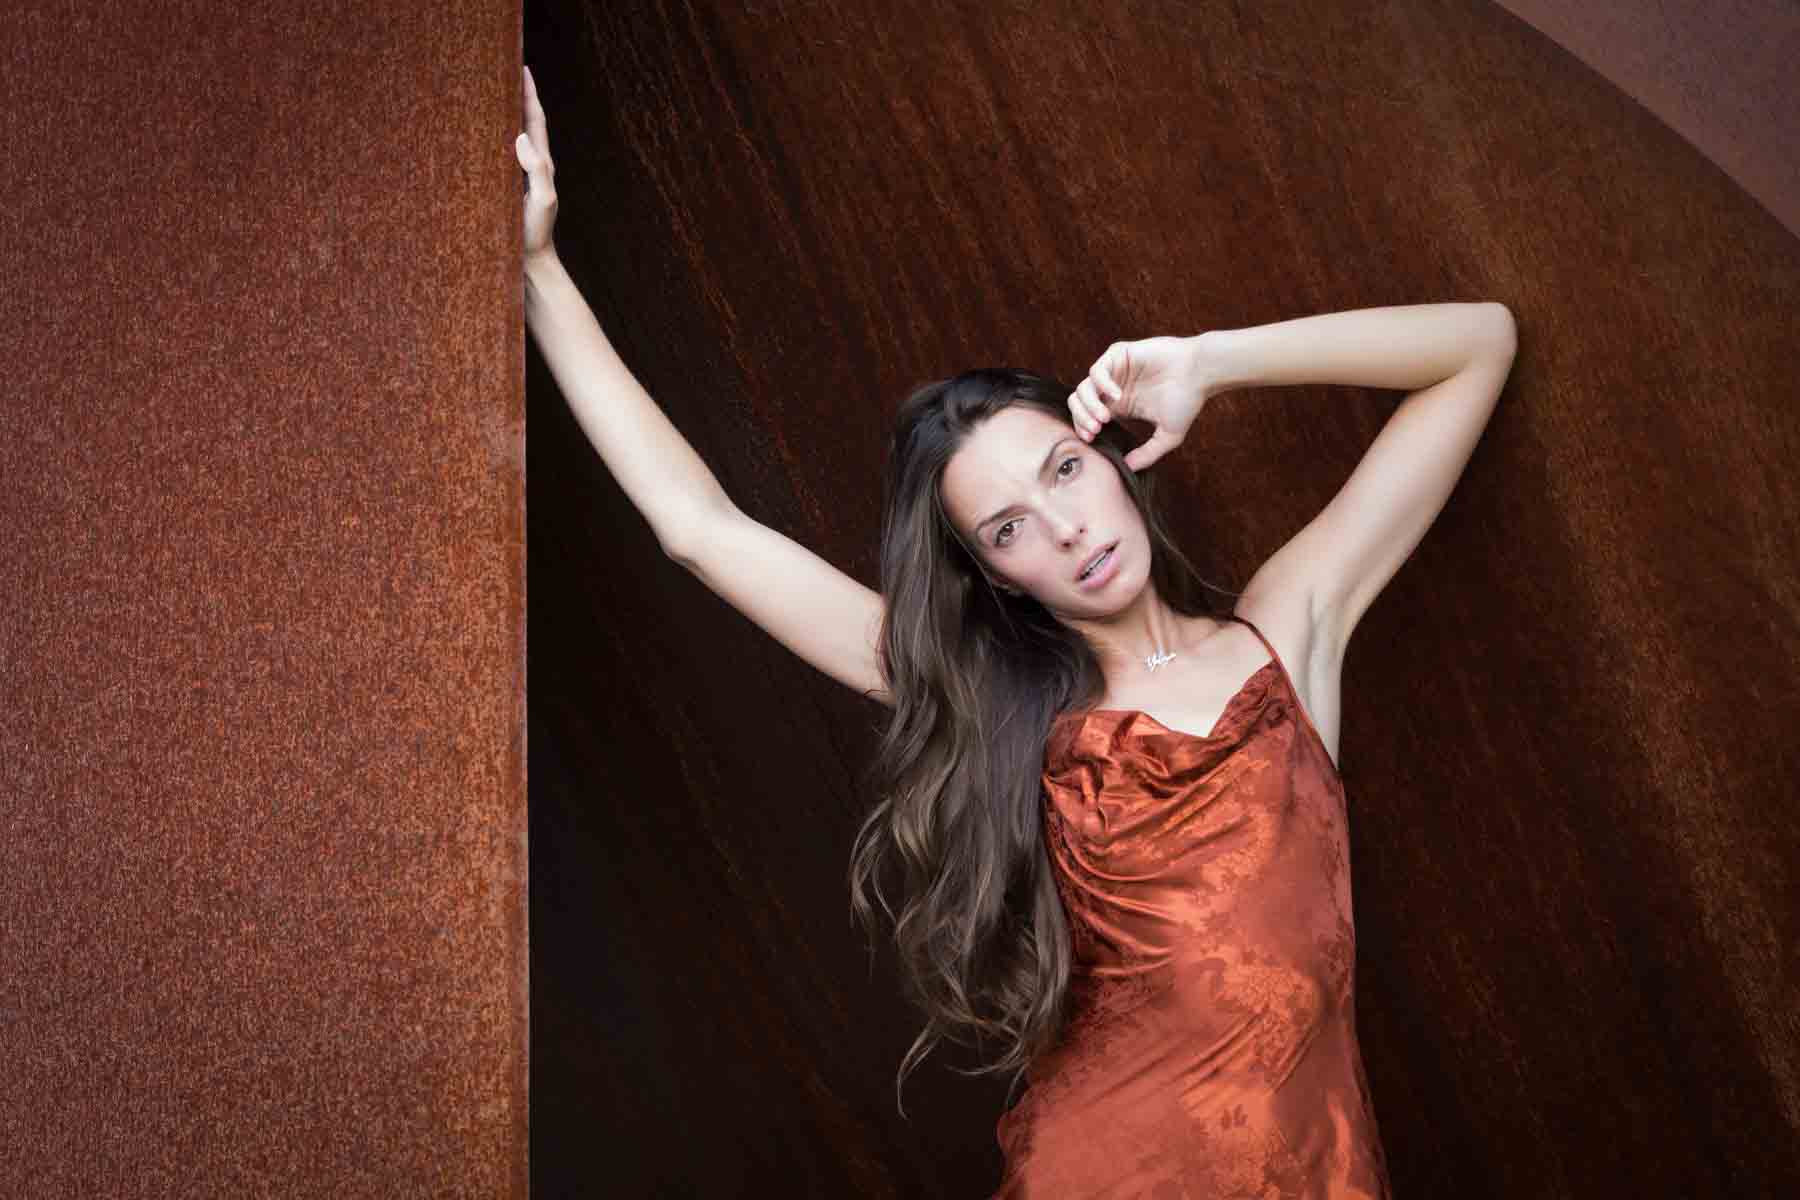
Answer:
[{"left": 992, "top": 614, "right": 1391, "bottom": 1198}]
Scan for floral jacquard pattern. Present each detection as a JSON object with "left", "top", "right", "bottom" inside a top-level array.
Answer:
[{"left": 992, "top": 615, "right": 1392, "bottom": 1199}]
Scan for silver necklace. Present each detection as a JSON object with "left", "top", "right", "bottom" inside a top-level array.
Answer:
[{"left": 1145, "top": 650, "right": 1177, "bottom": 672}]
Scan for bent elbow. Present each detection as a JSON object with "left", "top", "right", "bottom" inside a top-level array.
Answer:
[{"left": 1481, "top": 301, "right": 1518, "bottom": 357}]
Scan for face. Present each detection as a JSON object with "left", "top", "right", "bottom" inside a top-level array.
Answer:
[{"left": 940, "top": 405, "right": 1151, "bottom": 617}]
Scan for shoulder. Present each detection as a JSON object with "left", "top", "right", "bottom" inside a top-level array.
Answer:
[
  {"left": 1232, "top": 586, "right": 1314, "bottom": 674},
  {"left": 1231, "top": 572, "right": 1343, "bottom": 737}
]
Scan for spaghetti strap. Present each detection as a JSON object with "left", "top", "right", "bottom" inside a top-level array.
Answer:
[
  {"left": 1222, "top": 611, "right": 1340, "bottom": 778},
  {"left": 1007, "top": 610, "right": 1376, "bottom": 1194},
  {"left": 1222, "top": 612, "right": 1286, "bottom": 681}
]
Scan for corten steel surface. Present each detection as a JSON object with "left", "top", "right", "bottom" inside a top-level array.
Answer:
[
  {"left": 2, "top": 2, "right": 527, "bottom": 1196},
  {"left": 523, "top": 0, "right": 1800, "bottom": 1196}
]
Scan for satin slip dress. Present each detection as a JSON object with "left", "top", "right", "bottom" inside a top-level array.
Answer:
[{"left": 991, "top": 613, "right": 1392, "bottom": 1199}]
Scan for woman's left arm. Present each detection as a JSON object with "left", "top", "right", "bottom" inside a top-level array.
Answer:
[{"left": 1209, "top": 302, "right": 1518, "bottom": 657}]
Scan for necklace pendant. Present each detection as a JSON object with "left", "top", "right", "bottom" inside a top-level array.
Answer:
[{"left": 1145, "top": 650, "right": 1176, "bottom": 672}]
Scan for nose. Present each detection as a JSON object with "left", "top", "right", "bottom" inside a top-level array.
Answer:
[{"left": 1046, "top": 505, "right": 1085, "bottom": 544}]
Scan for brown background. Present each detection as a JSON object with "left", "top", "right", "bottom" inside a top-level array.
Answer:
[
  {"left": 2, "top": 1, "right": 525, "bottom": 1196},
  {"left": 3, "top": 0, "right": 1796, "bottom": 1196},
  {"left": 526, "top": 0, "right": 1797, "bottom": 1196}
]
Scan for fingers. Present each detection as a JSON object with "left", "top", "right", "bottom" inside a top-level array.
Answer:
[
  {"left": 522, "top": 65, "right": 552, "bottom": 173},
  {"left": 516, "top": 65, "right": 556, "bottom": 216},
  {"left": 515, "top": 132, "right": 553, "bottom": 195},
  {"left": 1094, "top": 342, "right": 1125, "bottom": 403},
  {"left": 1067, "top": 341, "right": 1129, "bottom": 442},
  {"left": 1068, "top": 379, "right": 1110, "bottom": 441}
]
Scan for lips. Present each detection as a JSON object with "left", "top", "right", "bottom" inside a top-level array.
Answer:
[{"left": 1076, "top": 542, "right": 1116, "bottom": 582}]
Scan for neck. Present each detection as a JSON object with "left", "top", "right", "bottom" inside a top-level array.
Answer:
[{"left": 1064, "top": 582, "right": 1213, "bottom": 682}]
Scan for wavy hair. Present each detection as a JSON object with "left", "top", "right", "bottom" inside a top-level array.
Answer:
[{"left": 847, "top": 367, "right": 1234, "bottom": 1116}]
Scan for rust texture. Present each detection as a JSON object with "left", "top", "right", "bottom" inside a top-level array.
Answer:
[
  {"left": 528, "top": 0, "right": 1797, "bottom": 1194},
  {"left": 2, "top": 1, "right": 527, "bottom": 1195},
  {"left": 525, "top": 2, "right": 1792, "bottom": 1194}
]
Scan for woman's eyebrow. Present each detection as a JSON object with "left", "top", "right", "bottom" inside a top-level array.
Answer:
[{"left": 974, "top": 435, "right": 1077, "bottom": 534}]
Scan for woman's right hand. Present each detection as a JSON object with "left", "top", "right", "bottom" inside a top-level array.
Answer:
[{"left": 516, "top": 65, "right": 558, "bottom": 265}]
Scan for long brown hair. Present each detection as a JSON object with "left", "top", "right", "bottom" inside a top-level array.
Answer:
[{"left": 847, "top": 367, "right": 1234, "bottom": 1116}]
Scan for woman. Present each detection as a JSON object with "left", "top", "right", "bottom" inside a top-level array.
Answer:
[{"left": 518, "top": 65, "right": 1516, "bottom": 1199}]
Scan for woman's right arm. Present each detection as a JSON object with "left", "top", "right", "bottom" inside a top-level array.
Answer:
[{"left": 518, "top": 68, "right": 890, "bottom": 707}]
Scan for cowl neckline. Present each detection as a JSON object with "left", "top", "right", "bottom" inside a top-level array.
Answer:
[{"left": 1046, "top": 658, "right": 1283, "bottom": 771}]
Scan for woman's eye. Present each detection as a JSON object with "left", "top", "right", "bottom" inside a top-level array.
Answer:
[{"left": 992, "top": 459, "right": 1078, "bottom": 546}]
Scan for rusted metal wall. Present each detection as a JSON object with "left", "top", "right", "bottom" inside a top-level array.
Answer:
[
  {"left": 527, "top": 0, "right": 1797, "bottom": 1195},
  {"left": 2, "top": 3, "right": 527, "bottom": 1195}
]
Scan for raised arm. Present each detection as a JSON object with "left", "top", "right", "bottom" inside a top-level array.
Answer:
[
  {"left": 1201, "top": 303, "right": 1517, "bottom": 657},
  {"left": 517, "top": 67, "right": 890, "bottom": 706},
  {"left": 1068, "top": 303, "right": 1516, "bottom": 659}
]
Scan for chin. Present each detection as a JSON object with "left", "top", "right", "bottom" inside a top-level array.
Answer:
[{"left": 1116, "top": 561, "right": 1153, "bottom": 606}]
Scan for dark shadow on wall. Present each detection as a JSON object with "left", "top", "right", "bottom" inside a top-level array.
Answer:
[{"left": 526, "top": 1, "right": 1800, "bottom": 1196}]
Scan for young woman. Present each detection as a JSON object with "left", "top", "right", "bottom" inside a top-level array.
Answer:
[{"left": 518, "top": 65, "right": 1516, "bottom": 1199}]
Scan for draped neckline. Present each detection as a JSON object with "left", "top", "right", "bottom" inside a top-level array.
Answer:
[{"left": 1056, "top": 657, "right": 1281, "bottom": 748}]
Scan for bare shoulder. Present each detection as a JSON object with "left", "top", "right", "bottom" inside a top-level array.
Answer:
[{"left": 1234, "top": 575, "right": 1345, "bottom": 769}]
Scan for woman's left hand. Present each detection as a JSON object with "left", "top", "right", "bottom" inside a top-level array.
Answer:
[{"left": 1068, "top": 335, "right": 1215, "bottom": 471}]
